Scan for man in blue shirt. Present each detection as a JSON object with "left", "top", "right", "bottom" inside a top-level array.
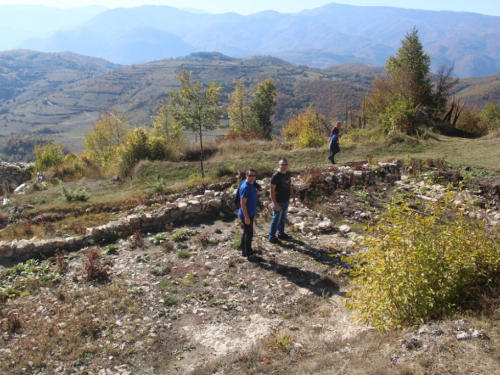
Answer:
[{"left": 238, "top": 169, "right": 258, "bottom": 257}]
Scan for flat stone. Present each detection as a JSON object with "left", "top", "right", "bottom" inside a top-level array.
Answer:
[{"left": 127, "top": 215, "right": 141, "bottom": 224}]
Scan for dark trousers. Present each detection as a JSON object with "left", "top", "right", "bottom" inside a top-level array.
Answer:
[
  {"left": 329, "top": 142, "right": 340, "bottom": 163},
  {"left": 240, "top": 216, "right": 254, "bottom": 256}
]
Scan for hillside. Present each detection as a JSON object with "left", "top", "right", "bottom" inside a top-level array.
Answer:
[
  {"left": 17, "top": 3, "right": 500, "bottom": 78},
  {"left": 453, "top": 74, "right": 500, "bottom": 108},
  {"left": 0, "top": 51, "right": 371, "bottom": 153}
]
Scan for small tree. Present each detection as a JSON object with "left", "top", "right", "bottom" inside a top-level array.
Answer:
[
  {"left": 169, "top": 68, "right": 223, "bottom": 177},
  {"left": 480, "top": 102, "right": 500, "bottom": 133},
  {"left": 151, "top": 101, "right": 184, "bottom": 147},
  {"left": 250, "top": 78, "right": 277, "bottom": 139},
  {"left": 227, "top": 78, "right": 252, "bottom": 134},
  {"left": 83, "top": 111, "right": 129, "bottom": 166}
]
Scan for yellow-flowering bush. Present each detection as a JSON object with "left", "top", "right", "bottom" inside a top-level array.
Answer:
[
  {"left": 345, "top": 195, "right": 500, "bottom": 330},
  {"left": 281, "top": 106, "right": 327, "bottom": 148}
]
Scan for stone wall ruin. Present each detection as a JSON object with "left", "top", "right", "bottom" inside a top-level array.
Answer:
[{"left": 0, "top": 160, "right": 33, "bottom": 195}]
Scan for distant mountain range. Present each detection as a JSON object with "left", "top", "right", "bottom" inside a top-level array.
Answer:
[{"left": 1, "top": 3, "right": 500, "bottom": 78}]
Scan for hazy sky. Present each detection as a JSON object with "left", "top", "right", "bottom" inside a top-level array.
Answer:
[{"left": 1, "top": 0, "right": 499, "bottom": 17}]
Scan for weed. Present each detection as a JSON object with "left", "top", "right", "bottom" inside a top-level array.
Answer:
[
  {"left": 149, "top": 233, "right": 167, "bottom": 245},
  {"left": 171, "top": 228, "right": 197, "bottom": 242},
  {"left": 136, "top": 254, "right": 150, "bottom": 263},
  {"left": 163, "top": 296, "right": 178, "bottom": 306},
  {"left": 197, "top": 233, "right": 210, "bottom": 246},
  {"left": 103, "top": 244, "right": 118, "bottom": 255},
  {"left": 55, "top": 250, "right": 68, "bottom": 273},
  {"left": 3, "top": 313, "right": 21, "bottom": 333},
  {"left": 81, "top": 247, "right": 113, "bottom": 283},
  {"left": 232, "top": 237, "right": 241, "bottom": 250},
  {"left": 268, "top": 328, "right": 293, "bottom": 352},
  {"left": 177, "top": 250, "right": 192, "bottom": 259},
  {"left": 185, "top": 272, "right": 197, "bottom": 283},
  {"left": 151, "top": 266, "right": 170, "bottom": 277}
]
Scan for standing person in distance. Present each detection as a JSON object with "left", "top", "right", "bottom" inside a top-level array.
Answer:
[
  {"left": 268, "top": 158, "right": 296, "bottom": 244},
  {"left": 238, "top": 169, "right": 258, "bottom": 258},
  {"left": 328, "top": 121, "right": 342, "bottom": 164}
]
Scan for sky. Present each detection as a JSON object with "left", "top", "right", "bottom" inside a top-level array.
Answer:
[{"left": 0, "top": 0, "right": 499, "bottom": 17}]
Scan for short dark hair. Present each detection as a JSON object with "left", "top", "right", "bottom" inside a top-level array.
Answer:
[{"left": 246, "top": 168, "right": 256, "bottom": 175}]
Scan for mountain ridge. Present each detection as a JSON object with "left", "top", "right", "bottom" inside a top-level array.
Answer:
[{"left": 6, "top": 3, "right": 500, "bottom": 78}]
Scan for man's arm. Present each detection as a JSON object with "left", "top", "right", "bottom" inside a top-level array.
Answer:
[
  {"left": 270, "top": 184, "right": 280, "bottom": 211},
  {"left": 240, "top": 197, "right": 250, "bottom": 224}
]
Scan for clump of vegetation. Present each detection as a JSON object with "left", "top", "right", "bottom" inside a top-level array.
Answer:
[
  {"left": 81, "top": 247, "right": 113, "bottom": 283},
  {"left": 345, "top": 194, "right": 500, "bottom": 330},
  {"left": 171, "top": 228, "right": 197, "bottom": 242},
  {"left": 2, "top": 312, "right": 22, "bottom": 334},
  {"left": 268, "top": 328, "right": 293, "bottom": 352},
  {"left": 60, "top": 181, "right": 91, "bottom": 202},
  {"left": 34, "top": 140, "right": 65, "bottom": 172},
  {"left": 281, "top": 105, "right": 327, "bottom": 148},
  {"left": 177, "top": 250, "right": 192, "bottom": 259},
  {"left": 54, "top": 250, "right": 68, "bottom": 273},
  {"left": 163, "top": 296, "right": 178, "bottom": 306}
]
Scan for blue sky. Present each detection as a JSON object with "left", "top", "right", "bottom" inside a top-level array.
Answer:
[{"left": 1, "top": 0, "right": 499, "bottom": 17}]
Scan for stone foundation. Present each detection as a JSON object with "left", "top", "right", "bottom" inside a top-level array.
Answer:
[{"left": 0, "top": 160, "right": 33, "bottom": 195}]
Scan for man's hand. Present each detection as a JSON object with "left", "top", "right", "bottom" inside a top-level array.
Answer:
[
  {"left": 273, "top": 202, "right": 281, "bottom": 211},
  {"left": 245, "top": 216, "right": 250, "bottom": 225},
  {"left": 292, "top": 197, "right": 296, "bottom": 206}
]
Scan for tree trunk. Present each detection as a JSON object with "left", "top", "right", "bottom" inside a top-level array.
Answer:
[{"left": 199, "top": 130, "right": 205, "bottom": 178}]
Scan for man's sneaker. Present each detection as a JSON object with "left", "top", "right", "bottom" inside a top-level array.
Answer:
[
  {"left": 269, "top": 237, "right": 280, "bottom": 244},
  {"left": 277, "top": 233, "right": 292, "bottom": 240}
]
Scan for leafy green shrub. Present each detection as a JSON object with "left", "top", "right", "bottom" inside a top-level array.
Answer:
[
  {"left": 60, "top": 181, "right": 91, "bottom": 202},
  {"left": 345, "top": 195, "right": 500, "bottom": 330}
]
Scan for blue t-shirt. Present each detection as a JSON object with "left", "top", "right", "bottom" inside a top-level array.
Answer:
[{"left": 238, "top": 180, "right": 258, "bottom": 218}]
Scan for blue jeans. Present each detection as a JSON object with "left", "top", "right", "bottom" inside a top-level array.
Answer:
[{"left": 269, "top": 201, "right": 289, "bottom": 239}]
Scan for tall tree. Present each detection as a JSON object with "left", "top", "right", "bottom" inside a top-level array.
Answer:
[
  {"left": 386, "top": 27, "right": 432, "bottom": 108},
  {"left": 227, "top": 78, "right": 252, "bottom": 133},
  {"left": 169, "top": 67, "right": 222, "bottom": 177},
  {"left": 366, "top": 27, "right": 457, "bottom": 134},
  {"left": 250, "top": 78, "right": 277, "bottom": 139}
]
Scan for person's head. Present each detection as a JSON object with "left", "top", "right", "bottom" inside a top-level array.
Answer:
[
  {"left": 246, "top": 169, "right": 257, "bottom": 183},
  {"left": 336, "top": 121, "right": 342, "bottom": 128},
  {"left": 278, "top": 158, "right": 289, "bottom": 173}
]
